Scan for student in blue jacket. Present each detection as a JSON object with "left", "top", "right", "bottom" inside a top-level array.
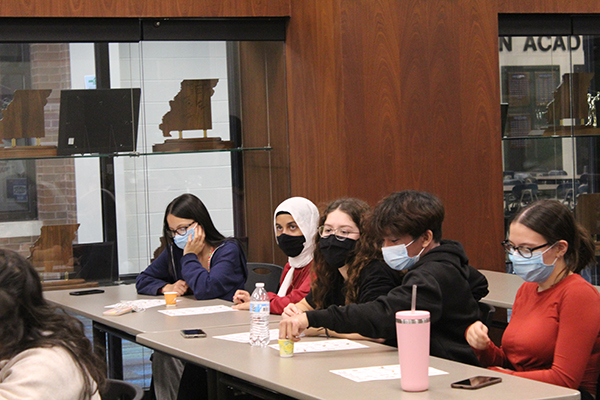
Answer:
[
  {"left": 136, "top": 193, "right": 247, "bottom": 400},
  {"left": 136, "top": 193, "right": 247, "bottom": 301}
]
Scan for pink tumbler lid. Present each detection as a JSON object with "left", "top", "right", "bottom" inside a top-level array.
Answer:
[{"left": 396, "top": 310, "right": 430, "bottom": 323}]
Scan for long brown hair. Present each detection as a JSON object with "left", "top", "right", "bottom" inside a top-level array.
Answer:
[
  {"left": 344, "top": 217, "right": 390, "bottom": 304},
  {"left": 0, "top": 250, "right": 106, "bottom": 399},
  {"left": 511, "top": 200, "right": 595, "bottom": 278},
  {"left": 311, "top": 198, "right": 370, "bottom": 309}
]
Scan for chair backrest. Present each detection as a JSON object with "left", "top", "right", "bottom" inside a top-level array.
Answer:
[
  {"left": 244, "top": 262, "right": 284, "bottom": 293},
  {"left": 478, "top": 302, "right": 496, "bottom": 329},
  {"left": 101, "top": 379, "right": 144, "bottom": 400}
]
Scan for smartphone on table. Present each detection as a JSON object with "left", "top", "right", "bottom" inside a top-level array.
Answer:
[
  {"left": 69, "top": 289, "right": 105, "bottom": 296},
  {"left": 451, "top": 376, "right": 502, "bottom": 389},
  {"left": 180, "top": 329, "right": 207, "bottom": 338}
]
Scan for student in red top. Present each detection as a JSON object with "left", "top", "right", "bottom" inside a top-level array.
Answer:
[
  {"left": 233, "top": 197, "right": 319, "bottom": 314},
  {"left": 466, "top": 200, "right": 600, "bottom": 399}
]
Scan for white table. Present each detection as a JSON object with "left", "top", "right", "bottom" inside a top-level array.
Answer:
[{"left": 137, "top": 325, "right": 581, "bottom": 400}]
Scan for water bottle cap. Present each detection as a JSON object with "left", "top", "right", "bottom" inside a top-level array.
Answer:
[{"left": 255, "top": 282, "right": 265, "bottom": 288}]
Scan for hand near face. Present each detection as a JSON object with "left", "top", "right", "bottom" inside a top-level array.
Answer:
[
  {"left": 184, "top": 225, "right": 206, "bottom": 256},
  {"left": 162, "top": 280, "right": 189, "bottom": 296},
  {"left": 278, "top": 313, "right": 308, "bottom": 341},
  {"left": 465, "top": 321, "right": 491, "bottom": 350}
]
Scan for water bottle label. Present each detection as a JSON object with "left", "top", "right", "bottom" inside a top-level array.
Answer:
[{"left": 249, "top": 302, "right": 269, "bottom": 314}]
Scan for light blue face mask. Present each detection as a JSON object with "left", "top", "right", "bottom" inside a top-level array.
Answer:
[
  {"left": 509, "top": 244, "right": 557, "bottom": 283},
  {"left": 173, "top": 224, "right": 196, "bottom": 250},
  {"left": 382, "top": 239, "right": 425, "bottom": 271}
]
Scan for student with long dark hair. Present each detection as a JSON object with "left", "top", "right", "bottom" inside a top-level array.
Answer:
[
  {"left": 0, "top": 249, "right": 105, "bottom": 400},
  {"left": 466, "top": 200, "right": 600, "bottom": 399},
  {"left": 136, "top": 193, "right": 247, "bottom": 301},
  {"left": 136, "top": 193, "right": 247, "bottom": 400}
]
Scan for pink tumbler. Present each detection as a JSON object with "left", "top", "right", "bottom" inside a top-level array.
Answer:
[{"left": 395, "top": 310, "right": 430, "bottom": 391}]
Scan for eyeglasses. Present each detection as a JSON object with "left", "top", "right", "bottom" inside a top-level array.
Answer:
[
  {"left": 318, "top": 225, "right": 359, "bottom": 241},
  {"left": 501, "top": 240, "right": 551, "bottom": 258},
  {"left": 167, "top": 222, "right": 195, "bottom": 237}
]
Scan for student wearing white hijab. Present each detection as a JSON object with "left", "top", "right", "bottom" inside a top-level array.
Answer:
[{"left": 233, "top": 197, "right": 319, "bottom": 314}]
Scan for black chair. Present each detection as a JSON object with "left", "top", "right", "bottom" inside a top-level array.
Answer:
[
  {"left": 478, "top": 302, "right": 496, "bottom": 329},
  {"left": 244, "top": 262, "right": 284, "bottom": 293},
  {"left": 101, "top": 379, "right": 144, "bottom": 400}
]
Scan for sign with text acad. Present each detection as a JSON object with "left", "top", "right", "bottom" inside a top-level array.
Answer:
[{"left": 500, "top": 36, "right": 581, "bottom": 53}]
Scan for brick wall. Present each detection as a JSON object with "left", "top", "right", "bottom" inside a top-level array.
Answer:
[{"left": 0, "top": 43, "right": 77, "bottom": 258}]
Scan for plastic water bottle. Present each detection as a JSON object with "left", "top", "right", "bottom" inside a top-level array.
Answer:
[{"left": 249, "top": 282, "right": 270, "bottom": 347}]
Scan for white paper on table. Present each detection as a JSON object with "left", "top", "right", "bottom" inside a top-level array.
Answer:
[
  {"left": 268, "top": 339, "right": 369, "bottom": 353},
  {"left": 158, "top": 305, "right": 236, "bottom": 316},
  {"left": 105, "top": 299, "right": 179, "bottom": 309},
  {"left": 330, "top": 364, "right": 448, "bottom": 382},
  {"left": 214, "top": 329, "right": 280, "bottom": 343}
]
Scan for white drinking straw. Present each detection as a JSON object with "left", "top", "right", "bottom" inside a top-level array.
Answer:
[{"left": 411, "top": 284, "right": 417, "bottom": 313}]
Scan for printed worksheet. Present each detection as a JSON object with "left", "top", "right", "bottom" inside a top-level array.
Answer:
[
  {"left": 158, "top": 305, "right": 236, "bottom": 316},
  {"left": 105, "top": 299, "right": 178, "bottom": 310},
  {"left": 268, "top": 339, "right": 369, "bottom": 353},
  {"left": 330, "top": 364, "right": 448, "bottom": 382},
  {"left": 214, "top": 329, "right": 280, "bottom": 343}
]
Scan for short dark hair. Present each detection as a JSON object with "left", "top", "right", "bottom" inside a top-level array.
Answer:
[
  {"left": 371, "top": 190, "right": 444, "bottom": 242},
  {"left": 512, "top": 200, "right": 595, "bottom": 274}
]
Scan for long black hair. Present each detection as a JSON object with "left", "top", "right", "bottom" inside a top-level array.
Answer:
[
  {"left": 162, "top": 194, "right": 229, "bottom": 276},
  {"left": 163, "top": 193, "right": 226, "bottom": 248},
  {"left": 0, "top": 249, "right": 106, "bottom": 399}
]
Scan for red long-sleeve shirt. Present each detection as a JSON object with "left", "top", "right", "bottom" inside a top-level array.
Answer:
[
  {"left": 473, "top": 274, "right": 600, "bottom": 395},
  {"left": 267, "top": 261, "right": 313, "bottom": 314}
]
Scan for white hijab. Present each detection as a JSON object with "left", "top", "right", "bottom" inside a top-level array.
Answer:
[{"left": 274, "top": 197, "right": 319, "bottom": 296}]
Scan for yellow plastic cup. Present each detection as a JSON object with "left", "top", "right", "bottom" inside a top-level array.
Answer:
[
  {"left": 278, "top": 339, "right": 294, "bottom": 357},
  {"left": 164, "top": 292, "right": 177, "bottom": 307}
]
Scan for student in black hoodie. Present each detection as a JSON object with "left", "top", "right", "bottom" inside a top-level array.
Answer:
[{"left": 279, "top": 190, "right": 489, "bottom": 366}]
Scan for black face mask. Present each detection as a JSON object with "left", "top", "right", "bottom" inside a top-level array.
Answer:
[
  {"left": 319, "top": 236, "right": 357, "bottom": 269},
  {"left": 277, "top": 234, "right": 306, "bottom": 258}
]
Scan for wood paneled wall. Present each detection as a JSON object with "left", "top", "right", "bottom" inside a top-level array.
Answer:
[
  {"left": 498, "top": 1, "right": 600, "bottom": 13},
  {"left": 4, "top": 0, "right": 593, "bottom": 271},
  {"left": 286, "top": 0, "right": 505, "bottom": 271},
  {"left": 0, "top": 0, "right": 290, "bottom": 17}
]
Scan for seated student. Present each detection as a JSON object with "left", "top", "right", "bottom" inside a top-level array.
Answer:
[
  {"left": 280, "top": 190, "right": 489, "bottom": 366},
  {"left": 136, "top": 193, "right": 247, "bottom": 400},
  {"left": 283, "top": 197, "right": 404, "bottom": 341},
  {"left": 0, "top": 249, "right": 105, "bottom": 400},
  {"left": 136, "top": 193, "right": 247, "bottom": 301},
  {"left": 466, "top": 200, "right": 600, "bottom": 399},
  {"left": 232, "top": 197, "right": 319, "bottom": 314}
]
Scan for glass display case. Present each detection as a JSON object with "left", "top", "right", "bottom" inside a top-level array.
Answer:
[
  {"left": 499, "top": 15, "right": 600, "bottom": 280},
  {"left": 0, "top": 18, "right": 288, "bottom": 284}
]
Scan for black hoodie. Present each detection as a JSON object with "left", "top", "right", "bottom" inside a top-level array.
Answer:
[{"left": 306, "top": 240, "right": 489, "bottom": 366}]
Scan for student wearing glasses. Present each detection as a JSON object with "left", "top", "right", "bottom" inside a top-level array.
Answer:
[
  {"left": 466, "top": 200, "right": 600, "bottom": 399},
  {"left": 136, "top": 193, "right": 247, "bottom": 301},
  {"left": 280, "top": 190, "right": 489, "bottom": 365},
  {"left": 282, "top": 197, "right": 404, "bottom": 342},
  {"left": 136, "top": 194, "right": 247, "bottom": 400},
  {"left": 232, "top": 196, "right": 319, "bottom": 314}
]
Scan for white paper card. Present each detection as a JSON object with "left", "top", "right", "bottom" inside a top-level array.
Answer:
[
  {"left": 330, "top": 364, "right": 448, "bottom": 382},
  {"left": 158, "top": 305, "right": 236, "bottom": 316},
  {"left": 268, "top": 339, "right": 369, "bottom": 353},
  {"left": 214, "top": 329, "right": 280, "bottom": 343},
  {"left": 105, "top": 299, "right": 178, "bottom": 309}
]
